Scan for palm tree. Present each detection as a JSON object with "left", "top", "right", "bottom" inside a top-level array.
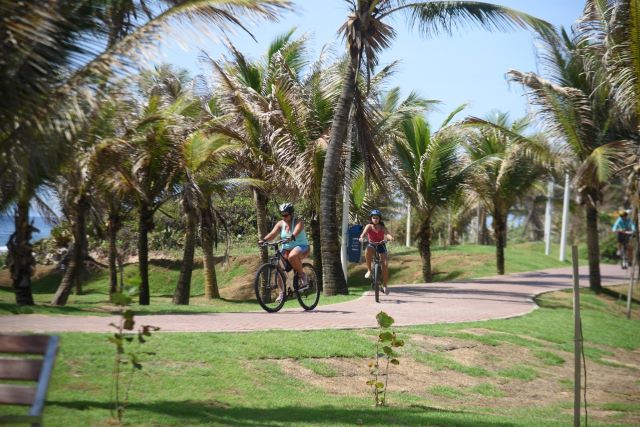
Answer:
[
  {"left": 462, "top": 112, "right": 550, "bottom": 275},
  {"left": 389, "top": 112, "right": 468, "bottom": 282},
  {"left": 319, "top": 0, "right": 554, "bottom": 295},
  {"left": 173, "top": 130, "right": 248, "bottom": 303},
  {"left": 201, "top": 31, "right": 308, "bottom": 264},
  {"left": 0, "top": 0, "right": 290, "bottom": 305},
  {"left": 508, "top": 26, "right": 627, "bottom": 290}
]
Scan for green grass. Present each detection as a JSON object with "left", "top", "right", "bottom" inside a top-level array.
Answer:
[
  {"left": 468, "top": 383, "right": 506, "bottom": 397},
  {"left": 533, "top": 350, "right": 566, "bottom": 366},
  {"left": 427, "top": 385, "right": 463, "bottom": 398},
  {"left": 497, "top": 365, "right": 539, "bottom": 381},
  {"left": 299, "top": 358, "right": 339, "bottom": 377},
  {"left": 1, "top": 287, "right": 638, "bottom": 426}
]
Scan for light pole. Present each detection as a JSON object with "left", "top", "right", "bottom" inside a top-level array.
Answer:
[
  {"left": 544, "top": 180, "right": 553, "bottom": 255},
  {"left": 559, "top": 174, "right": 570, "bottom": 261}
]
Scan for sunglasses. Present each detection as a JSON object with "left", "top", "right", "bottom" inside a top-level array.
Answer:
[{"left": 281, "top": 212, "right": 291, "bottom": 217}]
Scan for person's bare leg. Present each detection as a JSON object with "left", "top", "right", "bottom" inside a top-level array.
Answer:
[{"left": 365, "top": 247, "right": 373, "bottom": 275}]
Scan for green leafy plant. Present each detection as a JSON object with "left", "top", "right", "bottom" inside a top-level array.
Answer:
[
  {"left": 109, "top": 289, "right": 159, "bottom": 424},
  {"left": 367, "top": 311, "right": 404, "bottom": 407}
]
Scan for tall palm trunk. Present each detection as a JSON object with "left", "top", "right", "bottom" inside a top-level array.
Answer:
[
  {"left": 493, "top": 207, "right": 508, "bottom": 275},
  {"left": 173, "top": 196, "right": 197, "bottom": 305},
  {"left": 417, "top": 216, "right": 433, "bottom": 283},
  {"left": 585, "top": 198, "right": 602, "bottom": 292},
  {"left": 75, "top": 199, "right": 90, "bottom": 295},
  {"left": 138, "top": 202, "right": 153, "bottom": 305},
  {"left": 107, "top": 208, "right": 120, "bottom": 296},
  {"left": 477, "top": 206, "right": 490, "bottom": 245},
  {"left": 309, "top": 215, "right": 323, "bottom": 291},
  {"left": 51, "top": 194, "right": 89, "bottom": 306},
  {"left": 8, "top": 198, "right": 35, "bottom": 305},
  {"left": 253, "top": 188, "right": 269, "bottom": 264},
  {"left": 201, "top": 201, "right": 220, "bottom": 299},
  {"left": 319, "top": 58, "right": 357, "bottom": 296}
]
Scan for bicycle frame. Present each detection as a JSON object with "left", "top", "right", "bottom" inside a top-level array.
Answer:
[{"left": 366, "top": 240, "right": 387, "bottom": 303}]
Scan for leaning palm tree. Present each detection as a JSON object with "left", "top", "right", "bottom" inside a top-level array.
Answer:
[
  {"left": 508, "top": 26, "right": 628, "bottom": 290},
  {"left": 389, "top": 112, "right": 468, "bottom": 282},
  {"left": 319, "top": 0, "right": 554, "bottom": 295},
  {"left": 462, "top": 112, "right": 551, "bottom": 275},
  {"left": 0, "top": 0, "right": 290, "bottom": 305}
]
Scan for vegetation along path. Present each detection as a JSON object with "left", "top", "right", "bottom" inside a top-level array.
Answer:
[{"left": 0, "top": 264, "right": 628, "bottom": 333}]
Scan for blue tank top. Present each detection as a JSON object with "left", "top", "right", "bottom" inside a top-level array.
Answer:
[{"left": 280, "top": 218, "right": 309, "bottom": 250}]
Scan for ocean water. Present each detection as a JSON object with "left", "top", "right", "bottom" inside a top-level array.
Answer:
[{"left": 0, "top": 214, "right": 53, "bottom": 252}]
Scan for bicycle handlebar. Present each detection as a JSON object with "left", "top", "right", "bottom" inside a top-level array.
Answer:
[
  {"left": 366, "top": 240, "right": 387, "bottom": 246},
  {"left": 258, "top": 238, "right": 290, "bottom": 248}
]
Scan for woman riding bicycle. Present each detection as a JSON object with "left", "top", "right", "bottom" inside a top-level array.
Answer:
[
  {"left": 359, "top": 209, "right": 393, "bottom": 295},
  {"left": 612, "top": 209, "right": 635, "bottom": 268},
  {"left": 259, "top": 203, "right": 310, "bottom": 300}
]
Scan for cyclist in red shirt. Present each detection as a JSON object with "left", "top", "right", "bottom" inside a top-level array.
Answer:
[{"left": 359, "top": 209, "right": 394, "bottom": 294}]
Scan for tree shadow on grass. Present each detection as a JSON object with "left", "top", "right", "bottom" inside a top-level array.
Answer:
[{"left": 50, "top": 400, "right": 516, "bottom": 426}]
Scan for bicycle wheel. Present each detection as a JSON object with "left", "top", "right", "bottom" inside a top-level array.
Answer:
[
  {"left": 254, "top": 264, "right": 286, "bottom": 312},
  {"left": 373, "top": 262, "right": 381, "bottom": 303},
  {"left": 296, "top": 263, "right": 320, "bottom": 311}
]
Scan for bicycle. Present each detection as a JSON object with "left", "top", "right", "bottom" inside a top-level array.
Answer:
[
  {"left": 618, "top": 230, "right": 633, "bottom": 270},
  {"left": 367, "top": 240, "right": 387, "bottom": 303},
  {"left": 254, "top": 239, "right": 320, "bottom": 313}
]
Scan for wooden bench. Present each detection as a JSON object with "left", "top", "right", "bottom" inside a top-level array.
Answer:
[{"left": 0, "top": 335, "right": 59, "bottom": 426}]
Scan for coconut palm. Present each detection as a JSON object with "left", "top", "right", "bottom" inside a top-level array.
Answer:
[
  {"left": 508, "top": 26, "right": 628, "bottom": 290},
  {"left": 200, "top": 31, "right": 309, "bottom": 264},
  {"left": 462, "top": 112, "right": 550, "bottom": 275},
  {"left": 172, "top": 129, "right": 250, "bottom": 303},
  {"left": 0, "top": 0, "right": 290, "bottom": 305},
  {"left": 319, "top": 0, "right": 554, "bottom": 295},
  {"left": 389, "top": 112, "right": 468, "bottom": 282}
]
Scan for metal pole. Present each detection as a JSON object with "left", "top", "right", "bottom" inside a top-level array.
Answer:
[
  {"left": 571, "top": 245, "right": 581, "bottom": 427},
  {"left": 560, "top": 174, "right": 570, "bottom": 261},
  {"left": 544, "top": 180, "right": 553, "bottom": 255},
  {"left": 406, "top": 201, "right": 411, "bottom": 247}
]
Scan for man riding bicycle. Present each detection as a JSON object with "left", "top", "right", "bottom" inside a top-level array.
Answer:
[
  {"left": 612, "top": 209, "right": 635, "bottom": 269},
  {"left": 359, "top": 209, "right": 394, "bottom": 295}
]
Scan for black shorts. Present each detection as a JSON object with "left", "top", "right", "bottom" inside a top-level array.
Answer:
[
  {"left": 617, "top": 232, "right": 631, "bottom": 244},
  {"left": 367, "top": 243, "right": 387, "bottom": 254}
]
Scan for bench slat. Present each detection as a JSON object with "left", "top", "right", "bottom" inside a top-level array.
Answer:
[
  {"left": 0, "top": 335, "right": 49, "bottom": 354},
  {"left": 0, "top": 359, "right": 42, "bottom": 380},
  {"left": 0, "top": 384, "right": 36, "bottom": 405}
]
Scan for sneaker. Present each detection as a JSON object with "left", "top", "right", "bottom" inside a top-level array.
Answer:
[
  {"left": 384, "top": 285, "right": 390, "bottom": 295},
  {"left": 275, "top": 294, "right": 284, "bottom": 303},
  {"left": 297, "top": 274, "right": 309, "bottom": 291},
  {"left": 364, "top": 270, "right": 371, "bottom": 279}
]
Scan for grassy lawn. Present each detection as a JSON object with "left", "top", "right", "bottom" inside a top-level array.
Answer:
[
  {"left": 1, "top": 287, "right": 638, "bottom": 426},
  {"left": 0, "top": 242, "right": 585, "bottom": 316}
]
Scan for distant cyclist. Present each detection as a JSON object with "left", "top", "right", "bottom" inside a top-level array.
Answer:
[
  {"left": 612, "top": 209, "right": 635, "bottom": 268},
  {"left": 359, "top": 209, "right": 393, "bottom": 295},
  {"left": 259, "top": 203, "right": 310, "bottom": 299}
]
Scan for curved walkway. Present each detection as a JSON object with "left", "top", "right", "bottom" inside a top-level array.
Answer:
[{"left": 0, "top": 264, "right": 628, "bottom": 333}]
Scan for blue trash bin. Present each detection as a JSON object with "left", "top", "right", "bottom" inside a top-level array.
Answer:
[{"left": 347, "top": 224, "right": 363, "bottom": 263}]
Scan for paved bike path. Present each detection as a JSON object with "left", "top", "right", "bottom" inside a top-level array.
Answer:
[{"left": 0, "top": 264, "right": 629, "bottom": 333}]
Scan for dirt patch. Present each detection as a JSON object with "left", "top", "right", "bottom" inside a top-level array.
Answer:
[
  {"left": 0, "top": 264, "right": 58, "bottom": 288},
  {"left": 218, "top": 256, "right": 260, "bottom": 301},
  {"left": 269, "top": 333, "right": 640, "bottom": 425}
]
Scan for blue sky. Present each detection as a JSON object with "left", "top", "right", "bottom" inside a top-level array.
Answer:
[{"left": 158, "top": 0, "right": 585, "bottom": 126}]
